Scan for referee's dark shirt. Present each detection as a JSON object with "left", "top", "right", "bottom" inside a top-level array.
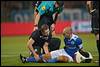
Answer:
[{"left": 93, "top": 1, "right": 99, "bottom": 10}]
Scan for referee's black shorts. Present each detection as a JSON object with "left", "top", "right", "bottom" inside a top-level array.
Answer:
[
  {"left": 38, "top": 14, "right": 54, "bottom": 29},
  {"left": 91, "top": 9, "right": 99, "bottom": 35}
]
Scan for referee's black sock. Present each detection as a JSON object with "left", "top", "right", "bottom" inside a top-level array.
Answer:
[
  {"left": 96, "top": 40, "right": 99, "bottom": 53},
  {"left": 96, "top": 40, "right": 99, "bottom": 62}
]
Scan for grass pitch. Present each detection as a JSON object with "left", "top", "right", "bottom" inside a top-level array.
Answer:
[{"left": 1, "top": 33, "right": 99, "bottom": 66}]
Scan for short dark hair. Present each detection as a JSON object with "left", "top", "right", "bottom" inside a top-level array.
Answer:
[{"left": 40, "top": 24, "right": 49, "bottom": 32}]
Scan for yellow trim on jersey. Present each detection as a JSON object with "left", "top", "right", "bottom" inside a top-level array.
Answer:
[
  {"left": 41, "top": 6, "right": 46, "bottom": 10},
  {"left": 34, "top": 6, "right": 37, "bottom": 10}
]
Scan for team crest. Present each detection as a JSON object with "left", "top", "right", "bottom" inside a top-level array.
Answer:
[{"left": 42, "top": 6, "right": 46, "bottom": 10}]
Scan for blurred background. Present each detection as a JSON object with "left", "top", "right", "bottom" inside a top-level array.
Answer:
[
  {"left": 1, "top": 1, "right": 90, "bottom": 22},
  {"left": 1, "top": 1, "right": 92, "bottom": 36}
]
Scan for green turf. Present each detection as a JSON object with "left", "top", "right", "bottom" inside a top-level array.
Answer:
[{"left": 1, "top": 34, "right": 99, "bottom": 66}]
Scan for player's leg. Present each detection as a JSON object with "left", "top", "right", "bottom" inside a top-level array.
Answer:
[
  {"left": 95, "top": 33, "right": 99, "bottom": 63},
  {"left": 20, "top": 54, "right": 37, "bottom": 63},
  {"left": 91, "top": 10, "right": 99, "bottom": 63},
  {"left": 96, "top": 34, "right": 99, "bottom": 53},
  {"left": 42, "top": 55, "right": 68, "bottom": 63},
  {"left": 56, "top": 55, "right": 69, "bottom": 62},
  {"left": 42, "top": 49, "right": 72, "bottom": 63},
  {"left": 91, "top": 9, "right": 99, "bottom": 53},
  {"left": 20, "top": 54, "right": 26, "bottom": 63},
  {"left": 42, "top": 53, "right": 66, "bottom": 63},
  {"left": 95, "top": 33, "right": 99, "bottom": 53},
  {"left": 50, "top": 49, "right": 73, "bottom": 62},
  {"left": 20, "top": 54, "right": 43, "bottom": 63},
  {"left": 42, "top": 54, "right": 58, "bottom": 62},
  {"left": 74, "top": 51, "right": 93, "bottom": 63}
]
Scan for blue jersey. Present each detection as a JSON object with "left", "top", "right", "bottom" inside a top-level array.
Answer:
[{"left": 64, "top": 34, "right": 83, "bottom": 58}]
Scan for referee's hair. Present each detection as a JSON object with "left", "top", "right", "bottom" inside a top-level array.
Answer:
[{"left": 40, "top": 24, "right": 49, "bottom": 32}]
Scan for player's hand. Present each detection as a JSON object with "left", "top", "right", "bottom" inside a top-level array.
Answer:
[
  {"left": 50, "top": 23, "right": 55, "bottom": 32},
  {"left": 33, "top": 25, "right": 38, "bottom": 31},
  {"left": 42, "top": 53, "right": 51, "bottom": 61},
  {"left": 34, "top": 53, "right": 40, "bottom": 61}
]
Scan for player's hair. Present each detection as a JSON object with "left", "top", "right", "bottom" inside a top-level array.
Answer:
[
  {"left": 63, "top": 27, "right": 72, "bottom": 36},
  {"left": 40, "top": 24, "right": 49, "bottom": 33}
]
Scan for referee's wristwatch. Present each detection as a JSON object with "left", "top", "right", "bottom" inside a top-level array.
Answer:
[{"left": 34, "top": 24, "right": 38, "bottom": 27}]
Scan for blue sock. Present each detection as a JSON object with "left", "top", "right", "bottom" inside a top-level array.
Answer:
[
  {"left": 47, "top": 58, "right": 57, "bottom": 63},
  {"left": 39, "top": 55, "right": 43, "bottom": 59},
  {"left": 26, "top": 57, "right": 37, "bottom": 62}
]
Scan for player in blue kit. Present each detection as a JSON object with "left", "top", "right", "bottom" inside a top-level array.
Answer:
[{"left": 20, "top": 27, "right": 92, "bottom": 63}]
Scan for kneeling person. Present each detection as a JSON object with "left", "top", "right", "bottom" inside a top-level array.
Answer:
[
  {"left": 27, "top": 24, "right": 51, "bottom": 61},
  {"left": 20, "top": 27, "right": 93, "bottom": 63}
]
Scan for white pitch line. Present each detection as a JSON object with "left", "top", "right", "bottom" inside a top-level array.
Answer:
[
  {"left": 1, "top": 55, "right": 18, "bottom": 57},
  {"left": 1, "top": 54, "right": 99, "bottom": 58},
  {"left": 1, "top": 52, "right": 29, "bottom": 58}
]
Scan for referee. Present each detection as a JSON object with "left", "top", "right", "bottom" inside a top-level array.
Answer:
[{"left": 86, "top": 1, "right": 99, "bottom": 53}]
